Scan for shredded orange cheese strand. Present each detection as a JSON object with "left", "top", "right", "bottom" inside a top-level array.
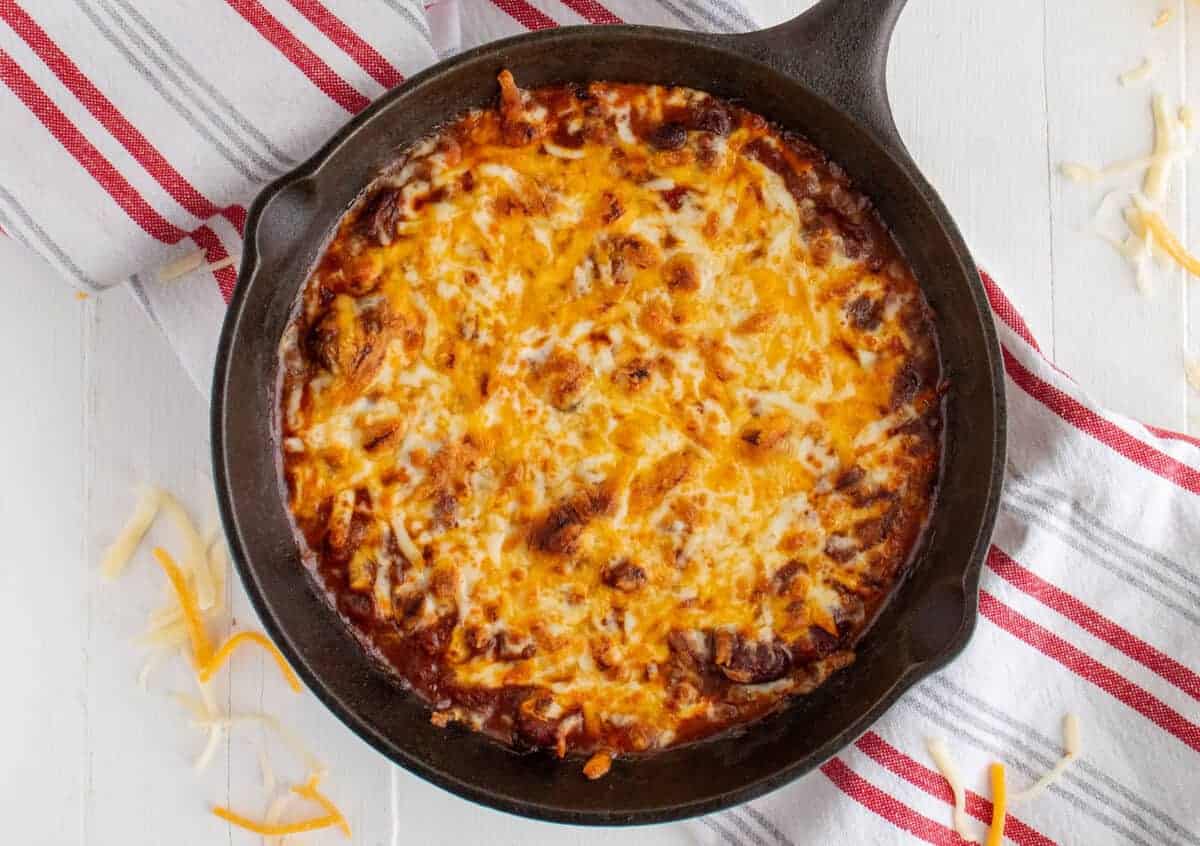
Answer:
[
  {"left": 199, "top": 631, "right": 302, "bottom": 692},
  {"left": 212, "top": 805, "right": 341, "bottom": 836},
  {"left": 151, "top": 547, "right": 212, "bottom": 665},
  {"left": 1138, "top": 206, "right": 1200, "bottom": 277},
  {"left": 159, "top": 492, "right": 216, "bottom": 611},
  {"left": 293, "top": 774, "right": 352, "bottom": 837},
  {"left": 213, "top": 772, "right": 349, "bottom": 838},
  {"left": 986, "top": 763, "right": 1007, "bottom": 846}
]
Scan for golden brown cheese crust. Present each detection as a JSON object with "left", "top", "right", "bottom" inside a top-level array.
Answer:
[{"left": 278, "top": 77, "right": 942, "bottom": 765}]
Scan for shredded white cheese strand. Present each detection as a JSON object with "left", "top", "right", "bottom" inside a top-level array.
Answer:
[
  {"left": 1119, "top": 56, "right": 1159, "bottom": 87},
  {"left": 206, "top": 535, "right": 228, "bottom": 615},
  {"left": 137, "top": 619, "right": 188, "bottom": 650},
  {"left": 1060, "top": 150, "right": 1192, "bottom": 185},
  {"left": 205, "top": 255, "right": 238, "bottom": 274},
  {"left": 157, "top": 249, "right": 241, "bottom": 282},
  {"left": 136, "top": 651, "right": 167, "bottom": 691},
  {"left": 927, "top": 737, "right": 981, "bottom": 843},
  {"left": 264, "top": 792, "right": 295, "bottom": 846},
  {"left": 101, "top": 485, "right": 163, "bottom": 579},
  {"left": 180, "top": 707, "right": 326, "bottom": 776},
  {"left": 1146, "top": 92, "right": 1177, "bottom": 201},
  {"left": 259, "top": 745, "right": 277, "bottom": 793},
  {"left": 158, "top": 249, "right": 206, "bottom": 282},
  {"left": 1011, "top": 713, "right": 1082, "bottom": 803},
  {"left": 1184, "top": 357, "right": 1200, "bottom": 392}
]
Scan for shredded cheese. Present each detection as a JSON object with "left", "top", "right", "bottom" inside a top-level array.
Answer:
[
  {"left": 213, "top": 771, "right": 349, "bottom": 838},
  {"left": 1119, "top": 56, "right": 1159, "bottom": 86},
  {"left": 1059, "top": 151, "right": 1188, "bottom": 185},
  {"left": 1145, "top": 93, "right": 1177, "bottom": 201},
  {"left": 151, "top": 547, "right": 212, "bottom": 666},
  {"left": 101, "top": 486, "right": 162, "bottom": 579},
  {"left": 194, "top": 718, "right": 224, "bottom": 772},
  {"left": 136, "top": 618, "right": 188, "bottom": 650},
  {"left": 1180, "top": 105, "right": 1195, "bottom": 129},
  {"left": 107, "top": 486, "right": 348, "bottom": 836},
  {"left": 158, "top": 249, "right": 206, "bottom": 281},
  {"left": 263, "top": 793, "right": 295, "bottom": 846},
  {"left": 1060, "top": 162, "right": 1100, "bottom": 183},
  {"left": 259, "top": 746, "right": 276, "bottom": 793},
  {"left": 926, "top": 738, "right": 980, "bottom": 842},
  {"left": 1011, "top": 713, "right": 1082, "bottom": 803},
  {"left": 1133, "top": 201, "right": 1200, "bottom": 277},
  {"left": 205, "top": 255, "right": 238, "bottom": 273},
  {"left": 206, "top": 536, "right": 228, "bottom": 613},
  {"left": 1185, "top": 357, "right": 1200, "bottom": 392},
  {"left": 179, "top": 705, "right": 326, "bottom": 776},
  {"left": 1153, "top": 8, "right": 1172, "bottom": 28},
  {"left": 136, "top": 651, "right": 166, "bottom": 691},
  {"left": 211, "top": 806, "right": 343, "bottom": 836},
  {"left": 986, "top": 763, "right": 1007, "bottom": 846},
  {"left": 159, "top": 492, "right": 217, "bottom": 611},
  {"left": 293, "top": 773, "right": 352, "bottom": 837},
  {"left": 157, "top": 250, "right": 240, "bottom": 282},
  {"left": 199, "top": 631, "right": 302, "bottom": 692}
]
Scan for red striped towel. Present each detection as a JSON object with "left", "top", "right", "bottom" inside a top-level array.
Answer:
[{"left": 3, "top": 2, "right": 1197, "bottom": 844}]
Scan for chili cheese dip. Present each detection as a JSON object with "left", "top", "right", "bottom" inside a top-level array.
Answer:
[{"left": 278, "top": 72, "right": 942, "bottom": 774}]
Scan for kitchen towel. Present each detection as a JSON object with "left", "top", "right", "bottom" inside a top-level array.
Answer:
[{"left": 2, "top": 2, "right": 1198, "bottom": 844}]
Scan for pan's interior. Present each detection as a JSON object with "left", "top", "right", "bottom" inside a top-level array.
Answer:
[{"left": 214, "top": 26, "right": 1003, "bottom": 825}]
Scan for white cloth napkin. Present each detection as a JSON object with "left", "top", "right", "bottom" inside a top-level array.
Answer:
[{"left": 3, "top": 3, "right": 1198, "bottom": 844}]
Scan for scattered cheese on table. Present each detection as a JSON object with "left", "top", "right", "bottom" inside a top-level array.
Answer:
[{"left": 104, "top": 485, "right": 348, "bottom": 838}]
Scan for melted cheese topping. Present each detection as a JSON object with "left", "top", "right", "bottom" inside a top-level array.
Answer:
[{"left": 280, "top": 78, "right": 941, "bottom": 758}]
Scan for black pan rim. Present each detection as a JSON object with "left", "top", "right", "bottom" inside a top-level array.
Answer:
[{"left": 212, "top": 21, "right": 1006, "bottom": 826}]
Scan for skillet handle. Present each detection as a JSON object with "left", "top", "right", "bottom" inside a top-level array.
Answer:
[{"left": 732, "top": 0, "right": 909, "bottom": 155}]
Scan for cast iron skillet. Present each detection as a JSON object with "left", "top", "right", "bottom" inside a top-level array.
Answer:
[{"left": 212, "top": 0, "right": 1006, "bottom": 825}]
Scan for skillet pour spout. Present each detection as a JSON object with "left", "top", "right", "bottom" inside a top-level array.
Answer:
[{"left": 212, "top": 0, "right": 1006, "bottom": 825}]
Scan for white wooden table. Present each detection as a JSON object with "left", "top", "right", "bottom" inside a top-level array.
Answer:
[{"left": 2, "top": 1, "right": 1196, "bottom": 843}]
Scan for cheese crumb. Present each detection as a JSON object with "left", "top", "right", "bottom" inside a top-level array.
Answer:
[
  {"left": 1119, "top": 56, "right": 1159, "bottom": 86},
  {"left": 1184, "top": 356, "right": 1200, "bottom": 393}
]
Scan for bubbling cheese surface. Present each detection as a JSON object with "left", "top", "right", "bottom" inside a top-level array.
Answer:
[{"left": 279, "top": 75, "right": 942, "bottom": 764}]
